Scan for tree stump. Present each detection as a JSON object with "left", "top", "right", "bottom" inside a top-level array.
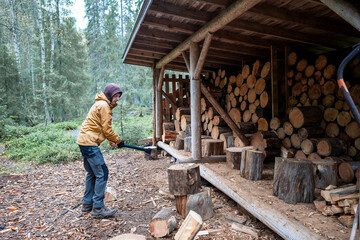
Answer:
[
  {"left": 168, "top": 164, "right": 201, "bottom": 217},
  {"left": 184, "top": 137, "right": 192, "bottom": 152},
  {"left": 310, "top": 159, "right": 338, "bottom": 189},
  {"left": 226, "top": 147, "right": 253, "bottom": 170},
  {"left": 149, "top": 208, "right": 177, "bottom": 238},
  {"left": 201, "top": 139, "right": 224, "bottom": 157},
  {"left": 240, "top": 149, "right": 264, "bottom": 181},
  {"left": 174, "top": 135, "right": 186, "bottom": 150},
  {"left": 273, "top": 157, "right": 315, "bottom": 204},
  {"left": 186, "top": 187, "right": 213, "bottom": 221}
]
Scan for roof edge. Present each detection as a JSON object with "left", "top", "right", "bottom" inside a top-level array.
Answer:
[{"left": 122, "top": 0, "right": 153, "bottom": 63}]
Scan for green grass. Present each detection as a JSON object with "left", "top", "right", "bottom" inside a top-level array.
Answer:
[{"left": 0, "top": 112, "right": 153, "bottom": 164}]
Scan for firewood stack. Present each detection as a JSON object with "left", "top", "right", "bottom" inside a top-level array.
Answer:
[
  {"left": 315, "top": 184, "right": 359, "bottom": 227},
  {"left": 277, "top": 52, "right": 360, "bottom": 161}
]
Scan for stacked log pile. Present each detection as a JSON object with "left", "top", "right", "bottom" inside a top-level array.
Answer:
[
  {"left": 276, "top": 52, "right": 360, "bottom": 161},
  {"left": 314, "top": 184, "right": 359, "bottom": 227}
]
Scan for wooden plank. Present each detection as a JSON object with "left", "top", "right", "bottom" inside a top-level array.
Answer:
[
  {"left": 271, "top": 46, "right": 278, "bottom": 118},
  {"left": 172, "top": 79, "right": 177, "bottom": 119},
  {"left": 156, "top": 67, "right": 165, "bottom": 138},
  {"left": 320, "top": 0, "right": 360, "bottom": 32},
  {"left": 179, "top": 79, "right": 184, "bottom": 107},
  {"left": 199, "top": 165, "right": 323, "bottom": 240},
  {"left": 156, "top": 0, "right": 262, "bottom": 69}
]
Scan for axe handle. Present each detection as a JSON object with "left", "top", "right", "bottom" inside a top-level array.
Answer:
[{"left": 123, "top": 144, "right": 151, "bottom": 154}]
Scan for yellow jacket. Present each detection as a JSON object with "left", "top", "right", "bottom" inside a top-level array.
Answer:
[{"left": 77, "top": 92, "right": 121, "bottom": 146}]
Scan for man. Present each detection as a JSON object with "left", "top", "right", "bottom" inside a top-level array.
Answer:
[{"left": 77, "top": 83, "right": 124, "bottom": 218}]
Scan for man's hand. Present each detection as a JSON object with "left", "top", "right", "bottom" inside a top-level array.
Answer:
[
  {"left": 117, "top": 140, "right": 125, "bottom": 148},
  {"left": 109, "top": 141, "right": 117, "bottom": 147}
]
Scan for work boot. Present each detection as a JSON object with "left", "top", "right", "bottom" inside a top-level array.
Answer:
[
  {"left": 81, "top": 204, "right": 93, "bottom": 212},
  {"left": 91, "top": 206, "right": 116, "bottom": 218}
]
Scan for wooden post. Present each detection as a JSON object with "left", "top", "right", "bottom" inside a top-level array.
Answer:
[
  {"left": 320, "top": 0, "right": 360, "bottom": 32},
  {"left": 156, "top": 66, "right": 165, "bottom": 138},
  {"left": 152, "top": 63, "right": 157, "bottom": 145},
  {"left": 284, "top": 46, "right": 289, "bottom": 113},
  {"left": 190, "top": 42, "right": 201, "bottom": 160},
  {"left": 271, "top": 45, "right": 278, "bottom": 118}
]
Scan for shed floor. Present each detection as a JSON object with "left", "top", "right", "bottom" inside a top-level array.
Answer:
[{"left": 199, "top": 162, "right": 351, "bottom": 240}]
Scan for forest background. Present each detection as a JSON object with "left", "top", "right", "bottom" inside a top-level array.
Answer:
[{"left": 0, "top": 0, "right": 161, "bottom": 165}]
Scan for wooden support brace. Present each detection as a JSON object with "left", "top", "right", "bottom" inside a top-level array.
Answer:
[
  {"left": 200, "top": 83, "right": 249, "bottom": 145},
  {"left": 162, "top": 90, "right": 178, "bottom": 110},
  {"left": 194, "top": 33, "right": 213, "bottom": 80}
]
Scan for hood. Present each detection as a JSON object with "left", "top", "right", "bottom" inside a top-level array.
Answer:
[
  {"left": 103, "top": 83, "right": 123, "bottom": 102},
  {"left": 95, "top": 92, "right": 117, "bottom": 108}
]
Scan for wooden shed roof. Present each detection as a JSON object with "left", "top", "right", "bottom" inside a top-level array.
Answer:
[{"left": 122, "top": 0, "right": 360, "bottom": 72}]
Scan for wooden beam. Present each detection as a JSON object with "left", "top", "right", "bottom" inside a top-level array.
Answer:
[
  {"left": 228, "top": 20, "right": 345, "bottom": 49},
  {"left": 284, "top": 46, "right": 290, "bottom": 114},
  {"left": 320, "top": 0, "right": 360, "bottom": 32},
  {"left": 214, "top": 30, "right": 273, "bottom": 48},
  {"left": 138, "top": 27, "right": 187, "bottom": 43},
  {"left": 149, "top": 2, "right": 212, "bottom": 23},
  {"left": 128, "top": 49, "right": 164, "bottom": 59},
  {"left": 142, "top": 16, "right": 197, "bottom": 34},
  {"left": 199, "top": 165, "right": 323, "bottom": 240},
  {"left": 157, "top": 66, "right": 165, "bottom": 91},
  {"left": 182, "top": 51, "right": 191, "bottom": 72},
  {"left": 250, "top": 3, "right": 360, "bottom": 37},
  {"left": 194, "top": 33, "right": 213, "bottom": 80},
  {"left": 271, "top": 46, "right": 278, "bottom": 118},
  {"left": 190, "top": 42, "right": 202, "bottom": 161},
  {"left": 156, "top": 0, "right": 262, "bottom": 69},
  {"left": 162, "top": 90, "right": 178, "bottom": 110},
  {"left": 200, "top": 83, "right": 249, "bottom": 145},
  {"left": 136, "top": 37, "right": 176, "bottom": 49},
  {"left": 209, "top": 40, "right": 270, "bottom": 57},
  {"left": 156, "top": 66, "right": 165, "bottom": 138}
]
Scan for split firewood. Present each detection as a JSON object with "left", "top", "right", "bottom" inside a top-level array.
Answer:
[
  {"left": 149, "top": 208, "right": 177, "bottom": 238},
  {"left": 174, "top": 210, "right": 203, "bottom": 240}
]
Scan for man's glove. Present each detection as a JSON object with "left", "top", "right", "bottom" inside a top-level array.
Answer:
[{"left": 117, "top": 140, "right": 125, "bottom": 148}]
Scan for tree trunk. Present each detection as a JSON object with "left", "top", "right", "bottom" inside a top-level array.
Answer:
[
  {"left": 273, "top": 157, "right": 315, "bottom": 204},
  {"left": 226, "top": 146, "right": 253, "bottom": 170},
  {"left": 289, "top": 106, "right": 322, "bottom": 128},
  {"left": 168, "top": 164, "right": 200, "bottom": 196}
]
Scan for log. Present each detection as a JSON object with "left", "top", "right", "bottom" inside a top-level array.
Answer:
[
  {"left": 323, "top": 108, "right": 338, "bottom": 122},
  {"left": 252, "top": 60, "right": 260, "bottom": 77},
  {"left": 162, "top": 130, "right": 179, "bottom": 142},
  {"left": 307, "top": 152, "right": 321, "bottom": 160},
  {"left": 239, "top": 84, "right": 248, "bottom": 96},
  {"left": 325, "top": 122, "right": 339, "bottom": 138},
  {"left": 242, "top": 64, "right": 250, "bottom": 79},
  {"left": 310, "top": 159, "right": 338, "bottom": 189},
  {"left": 305, "top": 65, "right": 315, "bottom": 77},
  {"left": 248, "top": 88, "right": 256, "bottom": 103},
  {"left": 337, "top": 111, "right": 351, "bottom": 127},
  {"left": 226, "top": 146, "right": 253, "bottom": 170},
  {"left": 181, "top": 115, "right": 191, "bottom": 131},
  {"left": 163, "top": 122, "right": 175, "bottom": 132},
  {"left": 176, "top": 107, "right": 190, "bottom": 120},
  {"left": 186, "top": 187, "right": 213, "bottom": 221},
  {"left": 255, "top": 78, "right": 266, "bottom": 95},
  {"left": 290, "top": 134, "right": 302, "bottom": 149},
  {"left": 298, "top": 126, "right": 324, "bottom": 139},
  {"left": 301, "top": 138, "right": 320, "bottom": 155},
  {"left": 149, "top": 208, "right": 177, "bottom": 238},
  {"left": 213, "top": 115, "right": 225, "bottom": 126},
  {"left": 175, "top": 135, "right": 186, "bottom": 150},
  {"left": 200, "top": 98, "right": 207, "bottom": 114},
  {"left": 322, "top": 80, "right": 336, "bottom": 95},
  {"left": 243, "top": 110, "right": 251, "bottom": 122},
  {"left": 246, "top": 75, "right": 256, "bottom": 89},
  {"left": 201, "top": 139, "right": 224, "bottom": 157},
  {"left": 229, "top": 108, "right": 241, "bottom": 123},
  {"left": 240, "top": 149, "right": 264, "bottom": 181},
  {"left": 323, "top": 64, "right": 335, "bottom": 79},
  {"left": 322, "top": 95, "right": 335, "bottom": 107},
  {"left": 211, "top": 126, "right": 231, "bottom": 140},
  {"left": 338, "top": 162, "right": 356, "bottom": 183},
  {"left": 277, "top": 127, "right": 285, "bottom": 139},
  {"left": 220, "top": 132, "right": 235, "bottom": 150},
  {"left": 174, "top": 120, "right": 181, "bottom": 132},
  {"left": 273, "top": 157, "right": 315, "bottom": 204},
  {"left": 345, "top": 121, "right": 360, "bottom": 139},
  {"left": 260, "top": 61, "right": 270, "bottom": 78},
  {"left": 315, "top": 55, "right": 327, "bottom": 70},
  {"left": 289, "top": 107, "right": 323, "bottom": 129},
  {"left": 292, "top": 82, "right": 302, "bottom": 97},
  {"left": 270, "top": 117, "right": 281, "bottom": 130},
  {"left": 174, "top": 210, "right": 202, "bottom": 240},
  {"left": 168, "top": 164, "right": 201, "bottom": 196},
  {"left": 283, "top": 122, "right": 294, "bottom": 136},
  {"left": 236, "top": 73, "right": 244, "bottom": 87},
  {"left": 259, "top": 91, "right": 269, "bottom": 108},
  {"left": 294, "top": 150, "right": 307, "bottom": 160},
  {"left": 317, "top": 138, "right": 348, "bottom": 156},
  {"left": 308, "top": 84, "right": 322, "bottom": 100},
  {"left": 287, "top": 52, "right": 297, "bottom": 66},
  {"left": 236, "top": 122, "right": 257, "bottom": 134},
  {"left": 257, "top": 118, "right": 269, "bottom": 131},
  {"left": 296, "top": 59, "right": 307, "bottom": 72},
  {"left": 250, "top": 131, "right": 281, "bottom": 150}
]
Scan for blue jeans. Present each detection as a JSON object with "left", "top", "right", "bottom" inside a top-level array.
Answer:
[{"left": 79, "top": 146, "right": 109, "bottom": 208}]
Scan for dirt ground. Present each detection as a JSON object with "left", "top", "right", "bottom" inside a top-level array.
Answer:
[{"left": 0, "top": 150, "right": 281, "bottom": 239}]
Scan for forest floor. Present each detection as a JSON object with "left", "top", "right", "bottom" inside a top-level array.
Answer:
[{"left": 0, "top": 149, "right": 281, "bottom": 239}]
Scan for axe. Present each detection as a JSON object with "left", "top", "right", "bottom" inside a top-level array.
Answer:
[{"left": 110, "top": 141, "right": 158, "bottom": 160}]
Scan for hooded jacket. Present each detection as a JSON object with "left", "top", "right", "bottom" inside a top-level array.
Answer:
[{"left": 77, "top": 92, "right": 121, "bottom": 146}]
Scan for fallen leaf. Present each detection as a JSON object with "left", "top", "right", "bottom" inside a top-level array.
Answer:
[{"left": 8, "top": 207, "right": 17, "bottom": 211}]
